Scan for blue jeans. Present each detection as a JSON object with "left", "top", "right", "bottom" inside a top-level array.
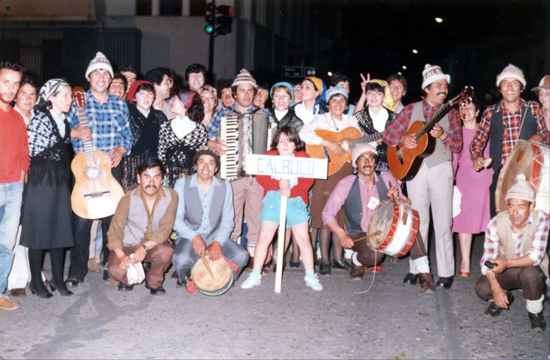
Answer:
[
  {"left": 172, "top": 237, "right": 249, "bottom": 281},
  {"left": 0, "top": 182, "right": 24, "bottom": 294}
]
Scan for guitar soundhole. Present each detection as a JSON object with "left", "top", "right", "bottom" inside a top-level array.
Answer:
[{"left": 85, "top": 166, "right": 100, "bottom": 180}]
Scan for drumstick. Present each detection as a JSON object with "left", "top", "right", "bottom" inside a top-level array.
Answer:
[
  {"left": 202, "top": 256, "right": 215, "bottom": 279},
  {"left": 353, "top": 230, "right": 382, "bottom": 242}
]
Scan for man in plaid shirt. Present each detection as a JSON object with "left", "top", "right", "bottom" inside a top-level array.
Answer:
[
  {"left": 470, "top": 64, "right": 549, "bottom": 217},
  {"left": 66, "top": 52, "right": 132, "bottom": 287},
  {"left": 475, "top": 174, "right": 548, "bottom": 330},
  {"left": 382, "top": 64, "right": 462, "bottom": 290}
]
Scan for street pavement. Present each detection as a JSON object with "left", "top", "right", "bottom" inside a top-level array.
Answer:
[{"left": 1, "top": 234, "right": 548, "bottom": 359}]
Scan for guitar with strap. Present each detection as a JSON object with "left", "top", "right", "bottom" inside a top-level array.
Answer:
[
  {"left": 387, "top": 86, "right": 474, "bottom": 181},
  {"left": 305, "top": 127, "right": 382, "bottom": 176},
  {"left": 70, "top": 86, "right": 125, "bottom": 219}
]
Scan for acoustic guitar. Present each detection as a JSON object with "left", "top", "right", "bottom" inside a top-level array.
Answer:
[
  {"left": 70, "top": 87, "right": 124, "bottom": 219},
  {"left": 306, "top": 127, "right": 382, "bottom": 176},
  {"left": 386, "top": 86, "right": 474, "bottom": 181}
]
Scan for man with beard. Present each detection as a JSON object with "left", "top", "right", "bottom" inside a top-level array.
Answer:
[
  {"left": 323, "top": 144, "right": 435, "bottom": 293},
  {"left": 107, "top": 158, "right": 177, "bottom": 295},
  {"left": 382, "top": 64, "right": 463, "bottom": 290},
  {"left": 0, "top": 61, "right": 28, "bottom": 311}
]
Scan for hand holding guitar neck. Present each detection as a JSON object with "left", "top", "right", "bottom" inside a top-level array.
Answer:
[{"left": 72, "top": 123, "right": 91, "bottom": 141}]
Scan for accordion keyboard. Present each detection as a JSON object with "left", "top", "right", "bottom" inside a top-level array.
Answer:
[{"left": 219, "top": 116, "right": 240, "bottom": 180}]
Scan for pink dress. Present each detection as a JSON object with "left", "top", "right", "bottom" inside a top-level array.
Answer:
[{"left": 452, "top": 128, "right": 493, "bottom": 234}]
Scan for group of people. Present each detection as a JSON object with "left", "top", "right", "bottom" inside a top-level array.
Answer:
[{"left": 0, "top": 52, "right": 549, "bottom": 330}]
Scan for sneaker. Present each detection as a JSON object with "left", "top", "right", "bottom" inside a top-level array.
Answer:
[
  {"left": 0, "top": 296, "right": 21, "bottom": 311},
  {"left": 241, "top": 273, "right": 262, "bottom": 289},
  {"left": 304, "top": 274, "right": 323, "bottom": 291}
]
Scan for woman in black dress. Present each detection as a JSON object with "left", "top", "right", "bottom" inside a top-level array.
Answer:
[
  {"left": 122, "top": 80, "right": 167, "bottom": 191},
  {"left": 21, "top": 79, "right": 77, "bottom": 298},
  {"left": 158, "top": 90, "right": 208, "bottom": 187}
]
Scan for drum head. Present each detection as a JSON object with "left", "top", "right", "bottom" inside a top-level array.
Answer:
[
  {"left": 191, "top": 255, "right": 234, "bottom": 296},
  {"left": 366, "top": 200, "right": 393, "bottom": 250}
]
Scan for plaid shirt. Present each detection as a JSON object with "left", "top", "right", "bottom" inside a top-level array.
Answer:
[
  {"left": 206, "top": 103, "right": 272, "bottom": 140},
  {"left": 68, "top": 91, "right": 133, "bottom": 154},
  {"left": 480, "top": 210, "right": 549, "bottom": 274},
  {"left": 382, "top": 100, "right": 462, "bottom": 153},
  {"left": 469, "top": 99, "right": 549, "bottom": 164}
]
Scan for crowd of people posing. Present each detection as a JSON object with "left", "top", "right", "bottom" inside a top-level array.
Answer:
[{"left": 0, "top": 51, "right": 549, "bottom": 330}]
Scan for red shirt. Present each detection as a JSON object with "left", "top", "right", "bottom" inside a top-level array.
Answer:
[
  {"left": 0, "top": 106, "right": 29, "bottom": 183},
  {"left": 255, "top": 149, "right": 314, "bottom": 204}
]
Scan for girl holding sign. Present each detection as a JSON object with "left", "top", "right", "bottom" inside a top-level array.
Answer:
[{"left": 241, "top": 126, "right": 322, "bottom": 291}]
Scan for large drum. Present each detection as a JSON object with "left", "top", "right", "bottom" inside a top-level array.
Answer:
[
  {"left": 495, "top": 141, "right": 549, "bottom": 214},
  {"left": 190, "top": 255, "right": 234, "bottom": 296},
  {"left": 367, "top": 199, "right": 420, "bottom": 257}
]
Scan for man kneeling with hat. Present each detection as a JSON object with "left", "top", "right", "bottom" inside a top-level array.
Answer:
[
  {"left": 171, "top": 146, "right": 249, "bottom": 288},
  {"left": 107, "top": 158, "right": 178, "bottom": 294},
  {"left": 476, "top": 174, "right": 549, "bottom": 330},
  {"left": 322, "top": 144, "right": 435, "bottom": 293}
]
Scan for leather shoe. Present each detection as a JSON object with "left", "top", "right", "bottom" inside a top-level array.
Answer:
[
  {"left": 10, "top": 288, "right": 26, "bottom": 297},
  {"left": 171, "top": 270, "right": 178, "bottom": 279},
  {"left": 332, "top": 260, "right": 351, "bottom": 271},
  {"left": 349, "top": 260, "right": 365, "bottom": 280},
  {"left": 29, "top": 283, "right": 53, "bottom": 299},
  {"left": 65, "top": 277, "right": 82, "bottom": 288},
  {"left": 403, "top": 272, "right": 419, "bottom": 285},
  {"left": 484, "top": 291, "right": 514, "bottom": 317},
  {"left": 0, "top": 296, "right": 21, "bottom": 311},
  {"left": 50, "top": 281, "right": 74, "bottom": 296},
  {"left": 528, "top": 311, "right": 547, "bottom": 330},
  {"left": 436, "top": 276, "right": 454, "bottom": 289},
  {"left": 319, "top": 261, "right": 331, "bottom": 276},
  {"left": 117, "top": 283, "right": 134, "bottom": 291},
  {"left": 417, "top": 273, "right": 435, "bottom": 293},
  {"left": 145, "top": 283, "right": 166, "bottom": 295},
  {"left": 289, "top": 261, "right": 300, "bottom": 268}
]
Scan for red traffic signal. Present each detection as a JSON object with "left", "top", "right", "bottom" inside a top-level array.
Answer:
[{"left": 217, "top": 5, "right": 233, "bottom": 16}]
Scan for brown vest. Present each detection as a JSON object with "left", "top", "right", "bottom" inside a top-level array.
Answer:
[{"left": 496, "top": 209, "right": 549, "bottom": 278}]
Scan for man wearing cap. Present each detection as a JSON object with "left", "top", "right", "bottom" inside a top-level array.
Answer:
[
  {"left": 532, "top": 75, "right": 549, "bottom": 131},
  {"left": 204, "top": 69, "right": 271, "bottom": 261},
  {"left": 475, "top": 174, "right": 549, "bottom": 330},
  {"left": 471, "top": 64, "right": 549, "bottom": 217},
  {"left": 322, "top": 144, "right": 435, "bottom": 292},
  {"left": 382, "top": 64, "right": 463, "bottom": 289},
  {"left": 66, "top": 52, "right": 133, "bottom": 287},
  {"left": 171, "top": 147, "right": 249, "bottom": 287},
  {"left": 107, "top": 158, "right": 177, "bottom": 295}
]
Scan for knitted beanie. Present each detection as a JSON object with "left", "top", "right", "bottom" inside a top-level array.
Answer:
[
  {"left": 270, "top": 82, "right": 294, "bottom": 105},
  {"left": 326, "top": 86, "right": 348, "bottom": 102},
  {"left": 352, "top": 143, "right": 378, "bottom": 167},
  {"left": 496, "top": 64, "right": 526, "bottom": 87},
  {"left": 193, "top": 146, "right": 221, "bottom": 170},
  {"left": 421, "top": 64, "right": 450, "bottom": 89},
  {"left": 231, "top": 69, "right": 257, "bottom": 88},
  {"left": 505, "top": 174, "right": 535, "bottom": 203},
  {"left": 85, "top": 52, "right": 114, "bottom": 79}
]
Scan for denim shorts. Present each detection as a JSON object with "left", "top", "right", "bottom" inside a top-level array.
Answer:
[{"left": 259, "top": 190, "right": 310, "bottom": 227}]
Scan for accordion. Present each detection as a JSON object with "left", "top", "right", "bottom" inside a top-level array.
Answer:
[{"left": 219, "top": 113, "right": 277, "bottom": 181}]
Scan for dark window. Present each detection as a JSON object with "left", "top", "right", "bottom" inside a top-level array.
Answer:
[
  {"left": 136, "top": 0, "right": 152, "bottom": 16},
  {"left": 0, "top": 39, "right": 21, "bottom": 63},
  {"left": 161, "top": 0, "right": 182, "bottom": 16},
  {"left": 190, "top": 0, "right": 206, "bottom": 16}
]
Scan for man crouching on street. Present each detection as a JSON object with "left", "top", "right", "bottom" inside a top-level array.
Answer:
[
  {"left": 475, "top": 174, "right": 549, "bottom": 330},
  {"left": 107, "top": 158, "right": 178, "bottom": 295}
]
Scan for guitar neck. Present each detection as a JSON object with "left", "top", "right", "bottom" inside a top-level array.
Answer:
[
  {"left": 77, "top": 108, "right": 95, "bottom": 167},
  {"left": 349, "top": 132, "right": 382, "bottom": 147},
  {"left": 415, "top": 102, "right": 453, "bottom": 141}
]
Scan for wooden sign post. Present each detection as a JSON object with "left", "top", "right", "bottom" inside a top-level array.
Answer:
[{"left": 246, "top": 154, "right": 328, "bottom": 293}]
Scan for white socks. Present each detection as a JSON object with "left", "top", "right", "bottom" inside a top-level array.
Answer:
[{"left": 526, "top": 295, "right": 544, "bottom": 314}]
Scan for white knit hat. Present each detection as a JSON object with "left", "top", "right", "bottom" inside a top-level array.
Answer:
[
  {"left": 421, "top": 64, "right": 450, "bottom": 89},
  {"left": 505, "top": 174, "right": 535, "bottom": 203},
  {"left": 496, "top": 64, "right": 526, "bottom": 88},
  {"left": 85, "top": 52, "right": 114, "bottom": 79},
  {"left": 231, "top": 69, "right": 257, "bottom": 88},
  {"left": 352, "top": 143, "right": 378, "bottom": 167}
]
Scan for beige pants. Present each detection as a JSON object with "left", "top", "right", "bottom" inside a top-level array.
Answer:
[
  {"left": 230, "top": 176, "right": 264, "bottom": 251},
  {"left": 407, "top": 161, "right": 455, "bottom": 277}
]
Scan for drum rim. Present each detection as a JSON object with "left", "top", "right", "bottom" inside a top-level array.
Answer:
[{"left": 195, "top": 272, "right": 235, "bottom": 296}]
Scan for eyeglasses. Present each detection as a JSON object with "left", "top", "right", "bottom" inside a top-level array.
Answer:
[{"left": 358, "top": 155, "right": 377, "bottom": 163}]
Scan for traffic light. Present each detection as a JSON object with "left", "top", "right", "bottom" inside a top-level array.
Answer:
[{"left": 203, "top": 2, "right": 233, "bottom": 36}]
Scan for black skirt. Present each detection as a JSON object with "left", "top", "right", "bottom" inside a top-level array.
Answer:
[{"left": 20, "top": 166, "right": 75, "bottom": 250}]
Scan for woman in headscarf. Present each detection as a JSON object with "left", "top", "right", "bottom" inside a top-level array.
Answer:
[
  {"left": 20, "top": 79, "right": 80, "bottom": 298},
  {"left": 299, "top": 87, "right": 361, "bottom": 275},
  {"left": 353, "top": 80, "right": 396, "bottom": 172},
  {"left": 158, "top": 89, "right": 208, "bottom": 187},
  {"left": 292, "top": 76, "right": 326, "bottom": 126},
  {"left": 122, "top": 80, "right": 167, "bottom": 191},
  {"left": 270, "top": 82, "right": 303, "bottom": 132}
]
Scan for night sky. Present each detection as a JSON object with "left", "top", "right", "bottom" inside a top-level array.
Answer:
[{"left": 312, "top": 0, "right": 549, "bottom": 104}]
